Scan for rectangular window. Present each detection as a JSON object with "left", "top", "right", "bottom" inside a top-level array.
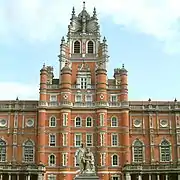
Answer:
[
  {"left": 62, "top": 153, "right": 67, "bottom": 166},
  {"left": 63, "top": 113, "right": 68, "bottom": 126},
  {"left": 80, "top": 78, "right": 87, "bottom": 89},
  {"left": 100, "top": 113, "right": 104, "bottom": 126},
  {"left": 86, "top": 95, "right": 92, "bottom": 102},
  {"left": 112, "top": 134, "right": 118, "bottom": 146},
  {"left": 75, "top": 95, "right": 82, "bottom": 102},
  {"left": 50, "top": 95, "right": 57, "bottom": 102},
  {"left": 111, "top": 95, "right": 117, "bottom": 102},
  {"left": 100, "top": 133, "right": 105, "bottom": 146},
  {"left": 112, "top": 177, "right": 119, "bottom": 180},
  {"left": 62, "top": 133, "right": 67, "bottom": 146},
  {"left": 49, "top": 134, "right": 56, "bottom": 147},
  {"left": 100, "top": 153, "right": 106, "bottom": 166},
  {"left": 75, "top": 134, "right": 82, "bottom": 147},
  {"left": 86, "top": 134, "right": 93, "bottom": 147},
  {"left": 48, "top": 175, "right": 56, "bottom": 180}
]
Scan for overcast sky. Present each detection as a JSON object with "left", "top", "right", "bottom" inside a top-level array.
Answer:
[{"left": 0, "top": 0, "right": 180, "bottom": 101}]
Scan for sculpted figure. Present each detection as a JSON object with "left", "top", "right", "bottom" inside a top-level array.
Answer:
[
  {"left": 75, "top": 143, "right": 86, "bottom": 174},
  {"left": 75, "top": 144, "right": 96, "bottom": 174}
]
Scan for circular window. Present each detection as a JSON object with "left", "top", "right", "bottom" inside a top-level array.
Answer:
[
  {"left": 0, "top": 119, "right": 7, "bottom": 127},
  {"left": 133, "top": 119, "right": 141, "bottom": 127},
  {"left": 26, "top": 119, "right": 34, "bottom": 127},
  {"left": 160, "top": 119, "right": 168, "bottom": 127}
]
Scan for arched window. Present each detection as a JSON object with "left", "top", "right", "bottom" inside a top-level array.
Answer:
[
  {"left": 75, "top": 117, "right": 81, "bottom": 127},
  {"left": 86, "top": 117, "right": 92, "bottom": 127},
  {"left": 49, "top": 154, "right": 56, "bottom": 166},
  {"left": 74, "top": 41, "right": 80, "bottom": 53},
  {"left": 111, "top": 117, "right": 118, "bottom": 127},
  {"left": 112, "top": 154, "right": 118, "bottom": 166},
  {"left": 133, "top": 140, "right": 144, "bottom": 163},
  {"left": 87, "top": 41, "right": 94, "bottom": 53},
  {"left": 0, "top": 139, "right": 6, "bottom": 162},
  {"left": 23, "top": 140, "right": 34, "bottom": 163},
  {"left": 160, "top": 140, "right": 171, "bottom": 162},
  {"left": 49, "top": 116, "right": 56, "bottom": 127}
]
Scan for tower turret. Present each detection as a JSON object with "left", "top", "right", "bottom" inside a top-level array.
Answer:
[
  {"left": 39, "top": 64, "right": 48, "bottom": 102},
  {"left": 120, "top": 64, "right": 128, "bottom": 101}
]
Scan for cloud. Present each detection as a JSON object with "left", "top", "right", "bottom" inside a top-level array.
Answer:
[
  {"left": 0, "top": 82, "right": 38, "bottom": 100},
  {"left": 1, "top": 0, "right": 180, "bottom": 53}
]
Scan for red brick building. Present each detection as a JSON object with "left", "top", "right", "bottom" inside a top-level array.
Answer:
[{"left": 0, "top": 2, "right": 180, "bottom": 180}]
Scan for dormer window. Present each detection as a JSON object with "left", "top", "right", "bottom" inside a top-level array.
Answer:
[
  {"left": 74, "top": 41, "right": 80, "bottom": 53},
  {"left": 87, "top": 41, "right": 94, "bottom": 53}
]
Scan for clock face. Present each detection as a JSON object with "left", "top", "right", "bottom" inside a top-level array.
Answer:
[{"left": 100, "top": 94, "right": 104, "bottom": 100}]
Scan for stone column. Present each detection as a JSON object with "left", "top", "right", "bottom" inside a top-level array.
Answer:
[
  {"left": 125, "top": 173, "right": 131, "bottom": 180},
  {"left": 165, "top": 174, "right": 168, "bottom": 180},
  {"left": 8, "top": 174, "right": 11, "bottom": 180},
  {"left": 138, "top": 175, "right": 142, "bottom": 180},
  {"left": 149, "top": 175, "right": 151, "bottom": 180},
  {"left": 178, "top": 174, "right": 180, "bottom": 180},
  {"left": 17, "top": 175, "right": 19, "bottom": 180},
  {"left": 0, "top": 174, "right": 2, "bottom": 180},
  {"left": 157, "top": 175, "right": 160, "bottom": 180},
  {"left": 38, "top": 174, "right": 44, "bottom": 180}
]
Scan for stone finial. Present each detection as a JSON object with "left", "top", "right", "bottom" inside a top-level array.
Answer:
[
  {"left": 83, "top": 1, "right": 86, "bottom": 10},
  {"left": 93, "top": 7, "right": 97, "bottom": 18},
  {"left": 122, "top": 64, "right": 125, "bottom": 68},
  {"left": 61, "top": 36, "right": 65, "bottom": 44},
  {"left": 148, "top": 98, "right": 151, "bottom": 102},
  {"left": 103, "top": 36, "right": 106, "bottom": 43},
  {"left": 16, "top": 96, "right": 19, "bottom": 101},
  {"left": 174, "top": 98, "right": 177, "bottom": 102},
  {"left": 72, "top": 6, "right": 75, "bottom": 15}
]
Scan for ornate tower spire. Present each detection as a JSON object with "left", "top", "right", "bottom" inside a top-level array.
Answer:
[{"left": 83, "top": 1, "right": 86, "bottom": 10}]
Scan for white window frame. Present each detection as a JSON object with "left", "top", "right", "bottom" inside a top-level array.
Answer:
[
  {"left": 75, "top": 117, "right": 82, "bottom": 127},
  {"left": 86, "top": 117, "right": 93, "bottom": 127},
  {"left": 48, "top": 154, "right": 56, "bottom": 166},
  {"left": 49, "top": 116, "right": 56, "bottom": 127},
  {"left": 75, "top": 94, "right": 82, "bottom": 102},
  {"left": 50, "top": 95, "right": 57, "bottom": 102},
  {"left": 80, "top": 77, "right": 88, "bottom": 89},
  {"left": 111, "top": 134, "right": 118, "bottom": 146},
  {"left": 49, "top": 134, "right": 56, "bottom": 147},
  {"left": 100, "top": 153, "right": 106, "bottom": 166},
  {"left": 62, "top": 153, "right": 68, "bottom": 166},
  {"left": 86, "top": 134, "right": 93, "bottom": 147},
  {"left": 100, "top": 133, "right": 105, "bottom": 146},
  {"left": 100, "top": 113, "right": 104, "bottom": 126},
  {"left": 111, "top": 154, "right": 119, "bottom": 166},
  {"left": 75, "top": 134, "right": 82, "bottom": 147},
  {"left": 47, "top": 174, "right": 56, "bottom": 180},
  {"left": 111, "top": 116, "right": 118, "bottom": 127},
  {"left": 85, "top": 94, "right": 92, "bottom": 102},
  {"left": 0, "top": 139, "right": 6, "bottom": 162},
  {"left": 86, "top": 40, "right": 95, "bottom": 54},
  {"left": 111, "top": 175, "right": 120, "bottom": 180},
  {"left": 62, "top": 133, "right": 68, "bottom": 146},
  {"left": 159, "top": 139, "right": 171, "bottom": 162},
  {"left": 132, "top": 140, "right": 145, "bottom": 163},
  {"left": 63, "top": 113, "right": 68, "bottom": 126},
  {"left": 110, "top": 95, "right": 118, "bottom": 102},
  {"left": 23, "top": 140, "right": 34, "bottom": 163},
  {"left": 73, "top": 40, "right": 81, "bottom": 54}
]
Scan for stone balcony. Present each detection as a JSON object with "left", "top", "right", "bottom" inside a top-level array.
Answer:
[
  {"left": 38, "top": 101, "right": 129, "bottom": 109},
  {"left": 123, "top": 163, "right": 180, "bottom": 173}
]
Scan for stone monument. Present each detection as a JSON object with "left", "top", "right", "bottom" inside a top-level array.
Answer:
[{"left": 74, "top": 144, "right": 99, "bottom": 180}]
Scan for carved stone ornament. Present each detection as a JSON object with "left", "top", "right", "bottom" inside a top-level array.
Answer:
[
  {"left": 160, "top": 119, "right": 168, "bottom": 128},
  {"left": 100, "top": 94, "right": 104, "bottom": 100},
  {"left": 133, "top": 119, "right": 142, "bottom": 128},
  {"left": 63, "top": 94, "right": 68, "bottom": 100},
  {"left": 26, "top": 119, "right": 34, "bottom": 127},
  {"left": 0, "top": 119, "right": 7, "bottom": 127}
]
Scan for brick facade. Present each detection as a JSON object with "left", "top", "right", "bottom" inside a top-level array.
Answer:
[{"left": 0, "top": 3, "right": 180, "bottom": 180}]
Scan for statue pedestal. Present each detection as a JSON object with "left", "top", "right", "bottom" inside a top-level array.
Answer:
[{"left": 74, "top": 173, "right": 100, "bottom": 180}]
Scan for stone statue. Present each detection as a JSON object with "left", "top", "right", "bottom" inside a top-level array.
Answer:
[{"left": 75, "top": 144, "right": 95, "bottom": 174}]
